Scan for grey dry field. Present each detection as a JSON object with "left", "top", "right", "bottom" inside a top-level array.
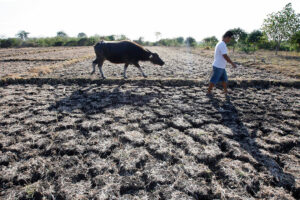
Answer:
[{"left": 0, "top": 46, "right": 300, "bottom": 200}]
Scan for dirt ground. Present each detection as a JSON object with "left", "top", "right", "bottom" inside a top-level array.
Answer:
[
  {"left": 0, "top": 46, "right": 299, "bottom": 199},
  {"left": 0, "top": 47, "right": 93, "bottom": 79},
  {"left": 38, "top": 47, "right": 297, "bottom": 81}
]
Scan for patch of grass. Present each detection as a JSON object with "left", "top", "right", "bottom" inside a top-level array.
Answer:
[
  {"left": 1, "top": 74, "right": 22, "bottom": 80},
  {"left": 232, "top": 50, "right": 300, "bottom": 79},
  {"left": 24, "top": 184, "right": 37, "bottom": 199},
  {"left": 235, "top": 169, "right": 246, "bottom": 178},
  {"left": 197, "top": 130, "right": 207, "bottom": 135},
  {"left": 1, "top": 54, "right": 94, "bottom": 80},
  {"left": 28, "top": 54, "right": 94, "bottom": 77}
]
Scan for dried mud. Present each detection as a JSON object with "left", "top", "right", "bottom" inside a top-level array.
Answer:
[
  {"left": 41, "top": 47, "right": 296, "bottom": 81},
  {"left": 0, "top": 47, "right": 299, "bottom": 199},
  {"left": 0, "top": 47, "right": 93, "bottom": 78}
]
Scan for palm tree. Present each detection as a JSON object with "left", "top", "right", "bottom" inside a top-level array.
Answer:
[{"left": 16, "top": 30, "right": 30, "bottom": 40}]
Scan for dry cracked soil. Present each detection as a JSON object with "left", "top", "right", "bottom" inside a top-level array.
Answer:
[{"left": 0, "top": 46, "right": 299, "bottom": 200}]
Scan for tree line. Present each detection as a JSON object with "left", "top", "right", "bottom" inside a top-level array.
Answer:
[
  {"left": 201, "top": 3, "right": 300, "bottom": 54},
  {"left": 0, "top": 33, "right": 127, "bottom": 48},
  {"left": 1, "top": 3, "right": 299, "bottom": 54}
]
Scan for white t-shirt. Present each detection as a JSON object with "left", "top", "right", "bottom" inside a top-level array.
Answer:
[{"left": 212, "top": 41, "right": 227, "bottom": 69}]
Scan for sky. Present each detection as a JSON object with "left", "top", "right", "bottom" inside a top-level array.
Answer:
[{"left": 0, "top": 0, "right": 299, "bottom": 41}]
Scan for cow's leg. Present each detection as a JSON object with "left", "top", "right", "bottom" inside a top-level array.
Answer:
[
  {"left": 123, "top": 63, "right": 129, "bottom": 79},
  {"left": 91, "top": 58, "right": 97, "bottom": 75},
  {"left": 97, "top": 59, "right": 105, "bottom": 79},
  {"left": 134, "top": 63, "right": 147, "bottom": 78}
]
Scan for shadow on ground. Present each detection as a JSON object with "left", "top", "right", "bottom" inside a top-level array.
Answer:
[
  {"left": 208, "top": 95, "right": 297, "bottom": 198},
  {"left": 48, "top": 85, "right": 157, "bottom": 115}
]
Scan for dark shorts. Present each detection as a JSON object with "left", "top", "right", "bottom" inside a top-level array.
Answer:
[{"left": 210, "top": 66, "right": 228, "bottom": 84}]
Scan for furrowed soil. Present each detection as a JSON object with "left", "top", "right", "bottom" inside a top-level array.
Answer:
[{"left": 0, "top": 46, "right": 299, "bottom": 199}]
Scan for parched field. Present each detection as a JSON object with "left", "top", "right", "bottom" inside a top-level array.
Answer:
[{"left": 0, "top": 46, "right": 299, "bottom": 199}]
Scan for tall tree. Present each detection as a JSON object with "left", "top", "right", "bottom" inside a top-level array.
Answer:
[
  {"left": 16, "top": 30, "right": 30, "bottom": 40},
  {"left": 291, "top": 30, "right": 300, "bottom": 49},
  {"left": 185, "top": 37, "right": 197, "bottom": 47},
  {"left": 155, "top": 32, "right": 162, "bottom": 41},
  {"left": 57, "top": 31, "right": 68, "bottom": 38},
  {"left": 262, "top": 3, "right": 300, "bottom": 54},
  {"left": 228, "top": 28, "right": 248, "bottom": 52},
  {"left": 77, "top": 32, "right": 87, "bottom": 38},
  {"left": 176, "top": 37, "right": 184, "bottom": 44},
  {"left": 247, "top": 30, "right": 263, "bottom": 48},
  {"left": 202, "top": 36, "right": 219, "bottom": 47}
]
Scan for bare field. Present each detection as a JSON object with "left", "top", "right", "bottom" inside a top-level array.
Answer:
[
  {"left": 0, "top": 47, "right": 300, "bottom": 199},
  {"left": 190, "top": 48, "right": 300, "bottom": 79},
  {"left": 40, "top": 47, "right": 297, "bottom": 81},
  {"left": 0, "top": 47, "right": 93, "bottom": 79}
]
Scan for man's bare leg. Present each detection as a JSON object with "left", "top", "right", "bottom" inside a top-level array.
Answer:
[
  {"left": 222, "top": 81, "right": 228, "bottom": 94},
  {"left": 207, "top": 82, "right": 214, "bottom": 94}
]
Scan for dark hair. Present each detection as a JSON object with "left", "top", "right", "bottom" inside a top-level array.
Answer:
[{"left": 223, "top": 31, "right": 234, "bottom": 38}]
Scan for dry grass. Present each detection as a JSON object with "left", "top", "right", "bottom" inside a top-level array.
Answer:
[
  {"left": 193, "top": 48, "right": 300, "bottom": 79},
  {"left": 28, "top": 55, "right": 94, "bottom": 77},
  {"left": 0, "top": 74, "right": 23, "bottom": 80},
  {"left": 1, "top": 54, "right": 94, "bottom": 80},
  {"left": 0, "top": 47, "right": 84, "bottom": 59}
]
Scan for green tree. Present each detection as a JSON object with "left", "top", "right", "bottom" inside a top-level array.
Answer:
[
  {"left": 115, "top": 34, "right": 128, "bottom": 41},
  {"left": 202, "top": 36, "right": 219, "bottom": 47},
  {"left": 16, "top": 30, "right": 30, "bottom": 40},
  {"left": 57, "top": 31, "right": 68, "bottom": 38},
  {"left": 176, "top": 37, "right": 184, "bottom": 44},
  {"left": 135, "top": 37, "right": 144, "bottom": 45},
  {"left": 106, "top": 35, "right": 115, "bottom": 41},
  {"left": 77, "top": 32, "right": 87, "bottom": 38},
  {"left": 247, "top": 30, "right": 264, "bottom": 50},
  {"left": 185, "top": 37, "right": 197, "bottom": 47},
  {"left": 228, "top": 28, "right": 248, "bottom": 52},
  {"left": 291, "top": 30, "right": 300, "bottom": 50},
  {"left": 0, "top": 38, "right": 22, "bottom": 48},
  {"left": 262, "top": 3, "right": 300, "bottom": 54},
  {"left": 248, "top": 30, "right": 263, "bottom": 44}
]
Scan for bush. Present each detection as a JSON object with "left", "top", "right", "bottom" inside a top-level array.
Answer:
[
  {"left": 157, "top": 39, "right": 177, "bottom": 46},
  {"left": 54, "top": 41, "right": 64, "bottom": 46},
  {"left": 78, "top": 38, "right": 89, "bottom": 46},
  {"left": 77, "top": 32, "right": 87, "bottom": 38},
  {"left": 21, "top": 41, "right": 38, "bottom": 47},
  {"left": 247, "top": 30, "right": 263, "bottom": 45},
  {"left": 185, "top": 37, "right": 197, "bottom": 47},
  {"left": 65, "top": 39, "right": 79, "bottom": 46},
  {"left": 0, "top": 38, "right": 22, "bottom": 48},
  {"left": 176, "top": 37, "right": 184, "bottom": 45},
  {"left": 0, "top": 39, "right": 12, "bottom": 48},
  {"left": 240, "top": 44, "right": 256, "bottom": 54},
  {"left": 201, "top": 36, "right": 218, "bottom": 48}
]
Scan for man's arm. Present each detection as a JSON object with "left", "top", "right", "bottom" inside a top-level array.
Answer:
[{"left": 223, "top": 54, "right": 237, "bottom": 68}]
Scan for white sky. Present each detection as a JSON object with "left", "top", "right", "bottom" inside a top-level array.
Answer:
[{"left": 0, "top": 0, "right": 299, "bottom": 41}]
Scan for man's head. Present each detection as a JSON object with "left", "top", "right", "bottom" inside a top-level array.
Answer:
[{"left": 222, "top": 31, "right": 234, "bottom": 43}]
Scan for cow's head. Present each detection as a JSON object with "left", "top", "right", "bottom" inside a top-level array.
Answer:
[{"left": 149, "top": 53, "right": 165, "bottom": 66}]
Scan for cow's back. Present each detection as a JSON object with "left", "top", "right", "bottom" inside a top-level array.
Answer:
[{"left": 94, "top": 41, "right": 150, "bottom": 64}]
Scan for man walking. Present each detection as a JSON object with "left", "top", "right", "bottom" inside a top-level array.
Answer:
[{"left": 207, "top": 31, "right": 237, "bottom": 95}]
